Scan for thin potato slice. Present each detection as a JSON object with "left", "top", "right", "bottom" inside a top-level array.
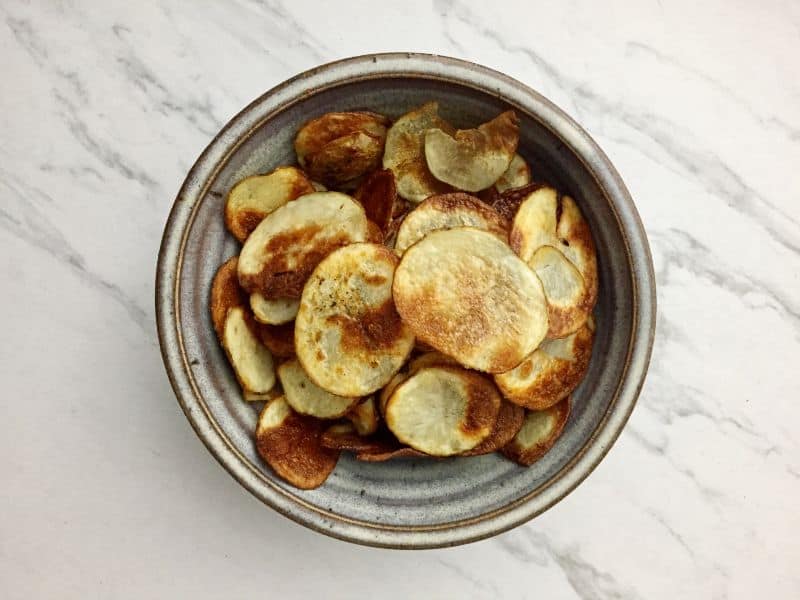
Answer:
[
  {"left": 224, "top": 166, "right": 315, "bottom": 242},
  {"left": 407, "top": 351, "right": 461, "bottom": 375},
  {"left": 366, "top": 220, "right": 384, "bottom": 243},
  {"left": 355, "top": 169, "right": 396, "bottom": 234},
  {"left": 510, "top": 187, "right": 598, "bottom": 337},
  {"left": 383, "top": 102, "right": 454, "bottom": 203},
  {"left": 346, "top": 396, "right": 379, "bottom": 435},
  {"left": 210, "top": 256, "right": 246, "bottom": 341},
  {"left": 379, "top": 372, "right": 408, "bottom": 415},
  {"left": 296, "top": 243, "right": 415, "bottom": 396},
  {"left": 494, "top": 153, "right": 531, "bottom": 193},
  {"left": 384, "top": 366, "right": 501, "bottom": 456},
  {"left": 393, "top": 228, "right": 548, "bottom": 373},
  {"left": 257, "top": 321, "right": 295, "bottom": 359},
  {"left": 320, "top": 423, "right": 386, "bottom": 452},
  {"left": 424, "top": 111, "right": 519, "bottom": 192},
  {"left": 238, "top": 192, "right": 368, "bottom": 299},
  {"left": 491, "top": 182, "right": 543, "bottom": 221},
  {"left": 494, "top": 321, "right": 594, "bottom": 410},
  {"left": 255, "top": 396, "right": 339, "bottom": 489},
  {"left": 462, "top": 400, "right": 526, "bottom": 456},
  {"left": 356, "top": 446, "right": 427, "bottom": 462},
  {"left": 250, "top": 293, "right": 299, "bottom": 325},
  {"left": 394, "top": 193, "right": 509, "bottom": 254},
  {"left": 278, "top": 358, "right": 357, "bottom": 419},
  {"left": 222, "top": 306, "right": 276, "bottom": 397},
  {"left": 502, "top": 397, "right": 571, "bottom": 466}
]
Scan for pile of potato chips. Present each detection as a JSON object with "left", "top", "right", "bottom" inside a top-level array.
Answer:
[{"left": 210, "top": 103, "right": 597, "bottom": 489}]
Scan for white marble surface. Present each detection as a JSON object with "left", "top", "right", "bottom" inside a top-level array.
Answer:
[{"left": 2, "top": 0, "right": 798, "bottom": 598}]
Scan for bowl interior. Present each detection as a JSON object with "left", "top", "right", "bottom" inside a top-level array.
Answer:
[{"left": 175, "top": 76, "right": 633, "bottom": 530}]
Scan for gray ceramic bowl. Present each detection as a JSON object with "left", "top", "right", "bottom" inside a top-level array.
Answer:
[{"left": 156, "top": 53, "right": 656, "bottom": 548}]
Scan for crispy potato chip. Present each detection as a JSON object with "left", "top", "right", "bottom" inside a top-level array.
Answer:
[
  {"left": 462, "top": 400, "right": 526, "bottom": 456},
  {"left": 250, "top": 293, "right": 299, "bottom": 325},
  {"left": 295, "top": 112, "right": 389, "bottom": 188},
  {"left": 384, "top": 366, "right": 501, "bottom": 456},
  {"left": 424, "top": 111, "right": 519, "bottom": 192},
  {"left": 407, "top": 351, "right": 461, "bottom": 375},
  {"left": 355, "top": 169, "right": 396, "bottom": 234},
  {"left": 355, "top": 446, "right": 427, "bottom": 462},
  {"left": 394, "top": 193, "right": 509, "bottom": 254},
  {"left": 490, "top": 182, "right": 543, "bottom": 221},
  {"left": 257, "top": 321, "right": 295, "bottom": 359},
  {"left": 383, "top": 102, "right": 455, "bottom": 203},
  {"left": 242, "top": 387, "right": 283, "bottom": 402},
  {"left": 224, "top": 167, "right": 315, "bottom": 242},
  {"left": 346, "top": 396, "right": 379, "bottom": 435},
  {"left": 255, "top": 396, "right": 339, "bottom": 489},
  {"left": 277, "top": 358, "right": 357, "bottom": 419},
  {"left": 296, "top": 243, "right": 415, "bottom": 396},
  {"left": 210, "top": 256, "right": 246, "bottom": 341},
  {"left": 366, "top": 220, "right": 384, "bottom": 243},
  {"left": 494, "top": 321, "right": 594, "bottom": 410},
  {"left": 510, "top": 187, "right": 598, "bottom": 337},
  {"left": 378, "top": 372, "right": 408, "bottom": 415},
  {"left": 238, "top": 192, "right": 368, "bottom": 299},
  {"left": 222, "top": 306, "right": 276, "bottom": 397},
  {"left": 494, "top": 153, "right": 531, "bottom": 193},
  {"left": 393, "top": 228, "right": 548, "bottom": 373},
  {"left": 320, "top": 422, "right": 386, "bottom": 452},
  {"left": 502, "top": 397, "right": 570, "bottom": 466}
]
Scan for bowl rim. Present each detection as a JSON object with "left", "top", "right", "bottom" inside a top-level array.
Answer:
[{"left": 156, "top": 52, "right": 656, "bottom": 549}]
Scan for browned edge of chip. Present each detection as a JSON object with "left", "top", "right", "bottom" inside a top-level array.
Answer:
[
  {"left": 490, "top": 182, "right": 545, "bottom": 222},
  {"left": 320, "top": 423, "right": 386, "bottom": 453},
  {"left": 501, "top": 397, "right": 571, "bottom": 467},
  {"left": 210, "top": 256, "right": 246, "bottom": 341},
  {"left": 355, "top": 169, "right": 397, "bottom": 234},
  {"left": 461, "top": 400, "right": 525, "bottom": 456}
]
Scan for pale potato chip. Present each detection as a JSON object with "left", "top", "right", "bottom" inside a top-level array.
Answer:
[
  {"left": 502, "top": 397, "right": 570, "bottom": 466},
  {"left": 222, "top": 306, "right": 276, "bottom": 397},
  {"left": 238, "top": 192, "right": 368, "bottom": 299},
  {"left": 461, "top": 400, "right": 525, "bottom": 456},
  {"left": 354, "top": 168, "right": 396, "bottom": 234},
  {"left": 407, "top": 351, "right": 461, "bottom": 375},
  {"left": 510, "top": 187, "right": 598, "bottom": 337},
  {"left": 493, "top": 153, "right": 531, "bottom": 193},
  {"left": 394, "top": 192, "right": 509, "bottom": 254},
  {"left": 255, "top": 396, "right": 339, "bottom": 489},
  {"left": 494, "top": 321, "right": 594, "bottom": 410},
  {"left": 378, "top": 372, "right": 408, "bottom": 415},
  {"left": 383, "top": 102, "right": 454, "bottom": 203},
  {"left": 224, "top": 166, "right": 315, "bottom": 242},
  {"left": 384, "top": 366, "right": 501, "bottom": 456},
  {"left": 393, "top": 227, "right": 548, "bottom": 373},
  {"left": 250, "top": 293, "right": 299, "bottom": 325},
  {"left": 277, "top": 358, "right": 357, "bottom": 419},
  {"left": 296, "top": 243, "right": 415, "bottom": 396},
  {"left": 424, "top": 111, "right": 519, "bottom": 192},
  {"left": 346, "top": 396, "right": 379, "bottom": 436},
  {"left": 210, "top": 256, "right": 245, "bottom": 342}
]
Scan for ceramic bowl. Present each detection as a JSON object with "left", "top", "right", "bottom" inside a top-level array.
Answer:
[{"left": 156, "top": 53, "right": 656, "bottom": 548}]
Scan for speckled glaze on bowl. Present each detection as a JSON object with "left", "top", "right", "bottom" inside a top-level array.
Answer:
[{"left": 156, "top": 53, "right": 656, "bottom": 549}]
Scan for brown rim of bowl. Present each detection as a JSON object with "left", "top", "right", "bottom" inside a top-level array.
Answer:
[{"left": 155, "top": 53, "right": 656, "bottom": 549}]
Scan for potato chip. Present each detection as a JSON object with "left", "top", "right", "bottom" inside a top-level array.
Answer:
[
  {"left": 393, "top": 227, "right": 548, "bottom": 373},
  {"left": 238, "top": 192, "right": 368, "bottom": 299},
  {"left": 210, "top": 256, "right": 246, "bottom": 341},
  {"left": 354, "top": 169, "right": 396, "bottom": 234},
  {"left": 424, "top": 111, "right": 519, "bottom": 192},
  {"left": 250, "top": 293, "right": 299, "bottom": 325},
  {"left": 378, "top": 372, "right": 408, "bottom": 415},
  {"left": 384, "top": 366, "right": 501, "bottom": 456},
  {"left": 224, "top": 166, "right": 315, "bottom": 242},
  {"left": 461, "top": 400, "right": 525, "bottom": 456},
  {"left": 383, "top": 102, "right": 454, "bottom": 203},
  {"left": 490, "top": 182, "right": 543, "bottom": 221},
  {"left": 494, "top": 320, "right": 594, "bottom": 410},
  {"left": 277, "top": 358, "right": 357, "bottom": 419},
  {"left": 407, "top": 351, "right": 461, "bottom": 375},
  {"left": 257, "top": 321, "right": 295, "bottom": 359},
  {"left": 501, "top": 397, "right": 570, "bottom": 466},
  {"left": 493, "top": 153, "right": 531, "bottom": 193},
  {"left": 355, "top": 446, "right": 427, "bottom": 462},
  {"left": 255, "top": 396, "right": 339, "bottom": 489},
  {"left": 394, "top": 193, "right": 509, "bottom": 254},
  {"left": 296, "top": 243, "right": 415, "bottom": 396},
  {"left": 346, "top": 396, "right": 379, "bottom": 435},
  {"left": 319, "top": 422, "right": 385, "bottom": 452},
  {"left": 222, "top": 306, "right": 276, "bottom": 397}
]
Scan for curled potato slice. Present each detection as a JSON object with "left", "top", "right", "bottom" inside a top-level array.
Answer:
[
  {"left": 222, "top": 306, "right": 276, "bottom": 398},
  {"left": 250, "top": 293, "right": 299, "bottom": 325},
  {"left": 493, "top": 153, "right": 531, "bottom": 193},
  {"left": 461, "top": 400, "right": 525, "bottom": 456},
  {"left": 502, "top": 397, "right": 570, "bottom": 466},
  {"left": 277, "top": 358, "right": 357, "bottom": 419},
  {"left": 346, "top": 396, "right": 379, "bottom": 436}
]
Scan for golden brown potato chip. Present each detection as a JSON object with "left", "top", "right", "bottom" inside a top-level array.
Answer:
[
  {"left": 394, "top": 193, "right": 509, "bottom": 254},
  {"left": 255, "top": 396, "right": 339, "bottom": 489},
  {"left": 238, "top": 192, "right": 368, "bottom": 299},
  {"left": 366, "top": 220, "right": 384, "bottom": 243},
  {"left": 383, "top": 102, "right": 454, "bottom": 203},
  {"left": 295, "top": 111, "right": 389, "bottom": 188},
  {"left": 354, "top": 169, "right": 396, "bottom": 234},
  {"left": 346, "top": 396, "right": 379, "bottom": 435},
  {"left": 490, "top": 182, "right": 543, "bottom": 221},
  {"left": 257, "top": 321, "right": 295, "bottom": 359},
  {"left": 224, "top": 167, "right": 315, "bottom": 242},
  {"left": 355, "top": 446, "right": 427, "bottom": 462},
  {"left": 277, "top": 358, "right": 357, "bottom": 419},
  {"left": 494, "top": 321, "right": 594, "bottom": 410},
  {"left": 510, "top": 188, "right": 598, "bottom": 337},
  {"left": 210, "top": 256, "right": 246, "bottom": 341},
  {"left": 384, "top": 366, "right": 501, "bottom": 456},
  {"left": 222, "top": 306, "right": 276, "bottom": 398},
  {"left": 461, "top": 400, "right": 526, "bottom": 456},
  {"left": 424, "top": 111, "right": 519, "bottom": 192},
  {"left": 320, "top": 422, "right": 386, "bottom": 452},
  {"left": 296, "top": 243, "right": 415, "bottom": 396},
  {"left": 393, "top": 228, "right": 548, "bottom": 373},
  {"left": 493, "top": 153, "right": 531, "bottom": 193},
  {"left": 501, "top": 397, "right": 570, "bottom": 466},
  {"left": 407, "top": 351, "right": 461, "bottom": 375},
  {"left": 378, "top": 372, "right": 408, "bottom": 416},
  {"left": 250, "top": 293, "right": 299, "bottom": 325}
]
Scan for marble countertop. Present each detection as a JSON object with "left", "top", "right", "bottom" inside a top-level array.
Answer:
[{"left": 2, "top": 1, "right": 798, "bottom": 598}]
